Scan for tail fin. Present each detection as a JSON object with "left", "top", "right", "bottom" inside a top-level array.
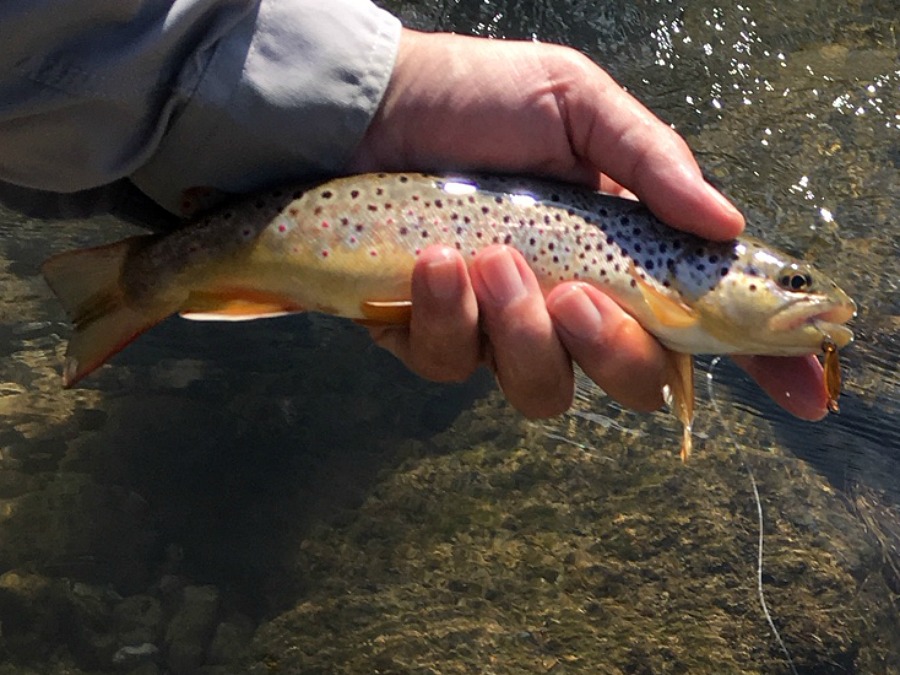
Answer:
[{"left": 41, "top": 236, "right": 172, "bottom": 387}]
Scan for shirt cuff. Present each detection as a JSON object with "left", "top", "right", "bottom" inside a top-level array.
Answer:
[{"left": 131, "top": 0, "right": 402, "bottom": 213}]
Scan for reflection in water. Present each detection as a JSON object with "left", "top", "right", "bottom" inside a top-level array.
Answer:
[{"left": 1, "top": 0, "right": 898, "bottom": 672}]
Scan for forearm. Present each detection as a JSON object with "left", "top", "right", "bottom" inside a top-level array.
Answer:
[{"left": 0, "top": 0, "right": 401, "bottom": 213}]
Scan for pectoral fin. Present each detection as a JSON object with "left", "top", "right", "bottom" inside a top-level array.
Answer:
[
  {"left": 630, "top": 263, "right": 698, "bottom": 328},
  {"left": 360, "top": 300, "right": 413, "bottom": 325},
  {"left": 663, "top": 350, "right": 695, "bottom": 462}
]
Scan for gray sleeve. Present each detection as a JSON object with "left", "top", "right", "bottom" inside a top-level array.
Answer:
[{"left": 0, "top": 0, "right": 401, "bottom": 214}]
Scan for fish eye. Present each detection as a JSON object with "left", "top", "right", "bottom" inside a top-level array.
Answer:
[{"left": 777, "top": 265, "right": 814, "bottom": 292}]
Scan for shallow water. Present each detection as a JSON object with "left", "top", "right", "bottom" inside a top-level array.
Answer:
[{"left": 1, "top": 0, "right": 898, "bottom": 673}]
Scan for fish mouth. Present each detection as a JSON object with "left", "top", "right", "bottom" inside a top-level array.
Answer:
[{"left": 769, "top": 296, "right": 857, "bottom": 348}]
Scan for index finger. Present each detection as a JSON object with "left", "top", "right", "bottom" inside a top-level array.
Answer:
[{"left": 546, "top": 49, "right": 745, "bottom": 240}]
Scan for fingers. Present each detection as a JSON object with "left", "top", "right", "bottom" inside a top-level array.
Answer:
[
  {"left": 469, "top": 246, "right": 574, "bottom": 418},
  {"left": 540, "top": 47, "right": 745, "bottom": 240},
  {"left": 372, "top": 245, "right": 670, "bottom": 419},
  {"left": 369, "top": 246, "right": 480, "bottom": 382},
  {"left": 546, "top": 283, "right": 667, "bottom": 411},
  {"left": 732, "top": 355, "right": 829, "bottom": 421}
]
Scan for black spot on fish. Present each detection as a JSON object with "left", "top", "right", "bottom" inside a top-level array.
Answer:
[
  {"left": 350, "top": 190, "right": 359, "bottom": 199},
  {"left": 435, "top": 199, "right": 443, "bottom": 208},
  {"left": 399, "top": 175, "right": 409, "bottom": 183}
]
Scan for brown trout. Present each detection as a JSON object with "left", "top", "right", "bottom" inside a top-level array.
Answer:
[{"left": 42, "top": 173, "right": 856, "bottom": 459}]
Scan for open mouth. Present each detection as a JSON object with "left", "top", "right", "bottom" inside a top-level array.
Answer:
[{"left": 769, "top": 296, "right": 857, "bottom": 348}]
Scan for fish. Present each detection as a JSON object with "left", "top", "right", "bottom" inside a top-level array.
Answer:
[{"left": 41, "top": 172, "right": 856, "bottom": 459}]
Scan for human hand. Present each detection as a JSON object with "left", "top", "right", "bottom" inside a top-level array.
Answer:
[{"left": 352, "top": 29, "right": 829, "bottom": 421}]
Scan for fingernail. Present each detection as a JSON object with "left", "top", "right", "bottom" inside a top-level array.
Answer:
[
  {"left": 423, "top": 249, "right": 462, "bottom": 300},
  {"left": 478, "top": 247, "right": 527, "bottom": 306},
  {"left": 551, "top": 284, "right": 603, "bottom": 340}
]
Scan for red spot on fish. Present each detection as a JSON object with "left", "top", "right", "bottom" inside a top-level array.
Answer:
[
  {"left": 278, "top": 224, "right": 287, "bottom": 233},
  {"left": 321, "top": 221, "right": 329, "bottom": 229},
  {"left": 321, "top": 250, "right": 329, "bottom": 257},
  {"left": 370, "top": 250, "right": 378, "bottom": 257}
]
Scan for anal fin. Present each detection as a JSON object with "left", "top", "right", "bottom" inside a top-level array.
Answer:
[{"left": 180, "top": 291, "right": 304, "bottom": 322}]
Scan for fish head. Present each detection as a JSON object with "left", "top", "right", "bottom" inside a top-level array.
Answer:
[{"left": 691, "top": 237, "right": 856, "bottom": 356}]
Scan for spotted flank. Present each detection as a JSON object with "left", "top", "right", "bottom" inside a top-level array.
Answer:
[{"left": 41, "top": 173, "right": 856, "bottom": 459}]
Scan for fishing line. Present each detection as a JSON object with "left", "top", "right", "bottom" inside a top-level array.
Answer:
[{"left": 706, "top": 357, "right": 798, "bottom": 675}]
